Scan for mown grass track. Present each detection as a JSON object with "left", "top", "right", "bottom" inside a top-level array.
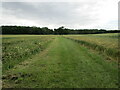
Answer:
[
  {"left": 64, "top": 33, "right": 119, "bottom": 60},
  {"left": 2, "top": 36, "right": 118, "bottom": 88}
]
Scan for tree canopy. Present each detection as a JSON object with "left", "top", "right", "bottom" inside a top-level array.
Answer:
[{"left": 1, "top": 26, "right": 120, "bottom": 35}]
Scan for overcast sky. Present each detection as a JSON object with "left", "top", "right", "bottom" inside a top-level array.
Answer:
[{"left": 1, "top": 0, "right": 119, "bottom": 30}]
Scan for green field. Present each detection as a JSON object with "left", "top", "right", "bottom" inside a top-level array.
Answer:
[
  {"left": 2, "top": 34, "right": 119, "bottom": 88},
  {"left": 64, "top": 33, "right": 119, "bottom": 60}
]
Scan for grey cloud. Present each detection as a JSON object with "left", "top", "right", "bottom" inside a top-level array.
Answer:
[{"left": 2, "top": 2, "right": 107, "bottom": 28}]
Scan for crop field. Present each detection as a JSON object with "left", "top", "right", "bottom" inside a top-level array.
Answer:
[
  {"left": 64, "top": 33, "right": 119, "bottom": 60},
  {"left": 2, "top": 35, "right": 55, "bottom": 71},
  {"left": 2, "top": 33, "right": 119, "bottom": 88}
]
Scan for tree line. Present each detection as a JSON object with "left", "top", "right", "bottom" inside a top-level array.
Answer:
[{"left": 1, "top": 26, "right": 120, "bottom": 35}]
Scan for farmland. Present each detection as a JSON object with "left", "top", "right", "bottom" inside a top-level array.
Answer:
[
  {"left": 64, "top": 33, "right": 119, "bottom": 60},
  {"left": 2, "top": 33, "right": 119, "bottom": 88},
  {"left": 2, "top": 35, "right": 55, "bottom": 72}
]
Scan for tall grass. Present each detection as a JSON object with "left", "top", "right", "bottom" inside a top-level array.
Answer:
[
  {"left": 2, "top": 35, "right": 55, "bottom": 72},
  {"left": 64, "top": 34, "right": 119, "bottom": 60}
]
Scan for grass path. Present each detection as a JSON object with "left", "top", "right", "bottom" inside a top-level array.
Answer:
[{"left": 3, "top": 36, "right": 118, "bottom": 88}]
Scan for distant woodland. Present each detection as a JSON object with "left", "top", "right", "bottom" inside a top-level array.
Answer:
[{"left": 1, "top": 26, "right": 120, "bottom": 35}]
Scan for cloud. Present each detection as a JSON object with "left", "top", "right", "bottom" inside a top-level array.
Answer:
[{"left": 1, "top": 0, "right": 119, "bottom": 30}]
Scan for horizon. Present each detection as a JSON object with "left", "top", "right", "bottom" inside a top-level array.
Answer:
[
  {"left": 1, "top": 25, "right": 119, "bottom": 30},
  {"left": 0, "top": 25, "right": 119, "bottom": 31}
]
